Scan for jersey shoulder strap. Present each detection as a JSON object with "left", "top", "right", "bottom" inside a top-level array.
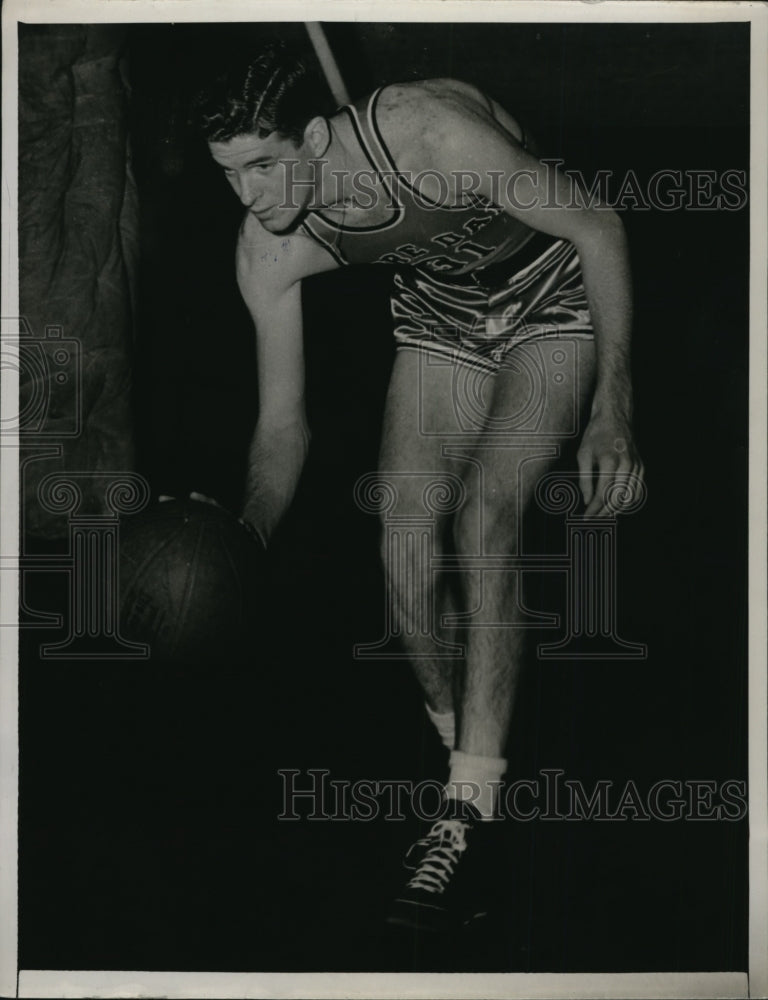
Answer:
[
  {"left": 345, "top": 86, "right": 399, "bottom": 177},
  {"left": 299, "top": 216, "right": 345, "bottom": 264}
]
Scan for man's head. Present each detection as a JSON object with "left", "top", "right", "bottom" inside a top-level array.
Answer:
[{"left": 196, "top": 42, "right": 334, "bottom": 231}]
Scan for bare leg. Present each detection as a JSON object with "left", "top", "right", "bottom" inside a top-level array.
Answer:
[
  {"left": 452, "top": 338, "right": 596, "bottom": 758},
  {"left": 376, "top": 350, "right": 473, "bottom": 714},
  {"left": 378, "top": 339, "right": 595, "bottom": 760},
  {"left": 384, "top": 338, "right": 596, "bottom": 931}
]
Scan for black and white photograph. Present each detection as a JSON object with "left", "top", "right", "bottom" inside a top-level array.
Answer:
[{"left": 1, "top": 2, "right": 766, "bottom": 997}]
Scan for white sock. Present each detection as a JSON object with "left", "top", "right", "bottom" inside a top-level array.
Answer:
[
  {"left": 445, "top": 749, "right": 507, "bottom": 820},
  {"left": 425, "top": 702, "right": 455, "bottom": 750}
]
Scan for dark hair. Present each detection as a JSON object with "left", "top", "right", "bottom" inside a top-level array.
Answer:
[{"left": 193, "top": 41, "right": 332, "bottom": 145}]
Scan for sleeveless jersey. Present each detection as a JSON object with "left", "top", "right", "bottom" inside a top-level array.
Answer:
[
  {"left": 299, "top": 86, "right": 542, "bottom": 279},
  {"left": 299, "top": 86, "right": 593, "bottom": 374}
]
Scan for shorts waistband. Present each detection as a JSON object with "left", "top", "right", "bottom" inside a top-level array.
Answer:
[{"left": 467, "top": 231, "right": 563, "bottom": 289}]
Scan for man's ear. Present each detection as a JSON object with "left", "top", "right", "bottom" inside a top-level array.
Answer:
[{"left": 303, "top": 116, "right": 331, "bottom": 157}]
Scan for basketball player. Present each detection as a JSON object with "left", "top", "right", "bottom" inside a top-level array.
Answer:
[{"left": 196, "top": 43, "right": 644, "bottom": 932}]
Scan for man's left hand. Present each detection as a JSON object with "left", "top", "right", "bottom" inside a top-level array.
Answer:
[{"left": 576, "top": 410, "right": 645, "bottom": 516}]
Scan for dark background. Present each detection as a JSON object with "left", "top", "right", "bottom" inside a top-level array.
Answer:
[{"left": 19, "top": 22, "right": 749, "bottom": 973}]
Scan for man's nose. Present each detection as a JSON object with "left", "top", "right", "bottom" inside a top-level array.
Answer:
[{"left": 238, "top": 174, "right": 262, "bottom": 208}]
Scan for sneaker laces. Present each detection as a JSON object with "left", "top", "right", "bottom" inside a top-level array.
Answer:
[
  {"left": 403, "top": 831, "right": 437, "bottom": 870},
  {"left": 405, "top": 818, "right": 470, "bottom": 894}
]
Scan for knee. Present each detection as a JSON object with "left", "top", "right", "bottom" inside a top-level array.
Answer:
[{"left": 452, "top": 485, "right": 520, "bottom": 556}]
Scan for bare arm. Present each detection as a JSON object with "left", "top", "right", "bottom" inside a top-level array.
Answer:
[
  {"left": 393, "top": 89, "right": 643, "bottom": 513},
  {"left": 236, "top": 219, "right": 336, "bottom": 543}
]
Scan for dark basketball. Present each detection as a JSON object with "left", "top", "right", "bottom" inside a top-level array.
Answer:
[{"left": 118, "top": 497, "right": 266, "bottom": 663}]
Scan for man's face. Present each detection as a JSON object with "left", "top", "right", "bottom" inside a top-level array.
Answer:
[{"left": 209, "top": 129, "right": 319, "bottom": 232}]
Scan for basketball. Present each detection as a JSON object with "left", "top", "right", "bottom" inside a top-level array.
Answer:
[{"left": 118, "top": 497, "right": 266, "bottom": 663}]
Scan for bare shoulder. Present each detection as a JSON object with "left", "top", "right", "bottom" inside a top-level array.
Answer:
[
  {"left": 374, "top": 79, "right": 524, "bottom": 164},
  {"left": 235, "top": 211, "right": 338, "bottom": 296},
  {"left": 376, "top": 78, "right": 491, "bottom": 116}
]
